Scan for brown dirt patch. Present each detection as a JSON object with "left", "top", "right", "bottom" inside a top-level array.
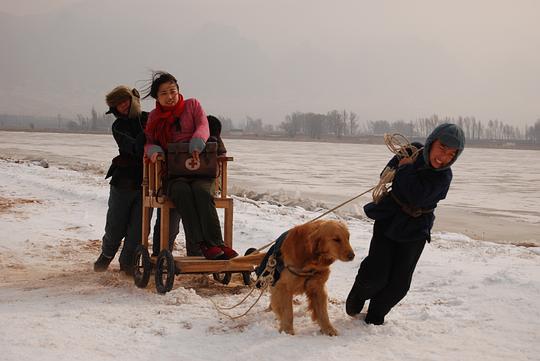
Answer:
[
  {"left": 0, "top": 195, "right": 42, "bottom": 214},
  {"left": 177, "top": 273, "right": 249, "bottom": 297}
]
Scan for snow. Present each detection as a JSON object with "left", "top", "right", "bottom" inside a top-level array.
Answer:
[{"left": 1, "top": 157, "right": 539, "bottom": 361}]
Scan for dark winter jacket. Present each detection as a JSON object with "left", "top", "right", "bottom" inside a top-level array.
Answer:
[
  {"left": 105, "top": 112, "right": 148, "bottom": 189},
  {"left": 364, "top": 123, "right": 465, "bottom": 242},
  {"left": 208, "top": 115, "right": 227, "bottom": 155},
  {"left": 255, "top": 230, "right": 289, "bottom": 286}
]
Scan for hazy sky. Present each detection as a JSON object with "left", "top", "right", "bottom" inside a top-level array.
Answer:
[{"left": 1, "top": 0, "right": 539, "bottom": 127}]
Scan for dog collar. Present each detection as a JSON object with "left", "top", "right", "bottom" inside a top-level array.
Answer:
[{"left": 285, "top": 264, "right": 318, "bottom": 277}]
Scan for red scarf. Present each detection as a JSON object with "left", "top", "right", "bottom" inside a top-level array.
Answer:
[{"left": 145, "top": 95, "right": 185, "bottom": 150}]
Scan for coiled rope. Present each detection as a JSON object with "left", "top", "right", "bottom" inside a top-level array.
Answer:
[{"left": 372, "top": 133, "right": 422, "bottom": 203}]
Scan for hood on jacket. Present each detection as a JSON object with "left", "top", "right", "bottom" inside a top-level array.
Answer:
[
  {"left": 105, "top": 86, "right": 141, "bottom": 119},
  {"left": 422, "top": 123, "right": 465, "bottom": 170}
]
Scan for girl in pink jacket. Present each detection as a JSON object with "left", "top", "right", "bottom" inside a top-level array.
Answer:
[{"left": 143, "top": 71, "right": 237, "bottom": 260}]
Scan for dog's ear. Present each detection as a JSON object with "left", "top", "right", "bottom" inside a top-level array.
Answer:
[
  {"left": 281, "top": 222, "right": 319, "bottom": 265},
  {"left": 306, "top": 227, "right": 321, "bottom": 256}
]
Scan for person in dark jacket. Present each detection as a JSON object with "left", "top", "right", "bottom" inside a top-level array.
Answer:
[
  {"left": 346, "top": 123, "right": 465, "bottom": 325},
  {"left": 94, "top": 85, "right": 148, "bottom": 274}
]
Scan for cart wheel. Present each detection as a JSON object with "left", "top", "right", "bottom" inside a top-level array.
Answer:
[
  {"left": 155, "top": 250, "right": 175, "bottom": 294},
  {"left": 133, "top": 245, "right": 151, "bottom": 288},
  {"left": 212, "top": 272, "right": 232, "bottom": 285},
  {"left": 242, "top": 248, "right": 258, "bottom": 286}
]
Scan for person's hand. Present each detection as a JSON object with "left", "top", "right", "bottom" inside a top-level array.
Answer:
[
  {"left": 191, "top": 150, "right": 200, "bottom": 163},
  {"left": 398, "top": 157, "right": 414, "bottom": 166},
  {"left": 150, "top": 152, "right": 160, "bottom": 163}
]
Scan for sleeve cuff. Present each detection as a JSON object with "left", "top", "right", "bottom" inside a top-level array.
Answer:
[
  {"left": 147, "top": 144, "right": 164, "bottom": 158},
  {"left": 189, "top": 137, "right": 206, "bottom": 153}
]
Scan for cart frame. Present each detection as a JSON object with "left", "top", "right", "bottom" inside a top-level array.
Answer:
[{"left": 134, "top": 155, "right": 264, "bottom": 293}]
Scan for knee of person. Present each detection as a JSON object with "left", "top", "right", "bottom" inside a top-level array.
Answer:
[
  {"left": 169, "top": 181, "right": 190, "bottom": 194},
  {"left": 192, "top": 183, "right": 213, "bottom": 199},
  {"left": 355, "top": 274, "right": 389, "bottom": 292},
  {"left": 359, "top": 264, "right": 391, "bottom": 285},
  {"left": 169, "top": 183, "right": 191, "bottom": 201},
  {"left": 369, "top": 275, "right": 390, "bottom": 290},
  {"left": 395, "top": 284, "right": 411, "bottom": 299}
]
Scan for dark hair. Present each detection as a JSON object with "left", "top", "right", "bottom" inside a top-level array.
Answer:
[
  {"left": 207, "top": 115, "right": 222, "bottom": 137},
  {"left": 141, "top": 71, "right": 179, "bottom": 99}
]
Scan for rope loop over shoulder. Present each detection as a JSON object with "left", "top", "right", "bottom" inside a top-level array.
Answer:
[{"left": 372, "top": 133, "right": 422, "bottom": 204}]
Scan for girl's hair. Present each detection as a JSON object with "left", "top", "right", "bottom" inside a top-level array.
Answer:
[{"left": 141, "top": 71, "right": 179, "bottom": 99}]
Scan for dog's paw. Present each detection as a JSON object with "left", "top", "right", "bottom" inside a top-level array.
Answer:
[
  {"left": 321, "top": 326, "right": 338, "bottom": 336},
  {"left": 279, "top": 326, "right": 295, "bottom": 335}
]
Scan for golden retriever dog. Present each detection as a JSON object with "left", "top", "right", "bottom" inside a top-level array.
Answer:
[{"left": 269, "top": 219, "right": 354, "bottom": 336}]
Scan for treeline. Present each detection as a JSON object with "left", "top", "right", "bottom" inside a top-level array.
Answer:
[
  {"left": 0, "top": 108, "right": 114, "bottom": 132},
  {"left": 278, "top": 110, "right": 361, "bottom": 139},
  {"left": 371, "top": 116, "right": 540, "bottom": 143},
  {"left": 219, "top": 111, "right": 540, "bottom": 144},
  {"left": 2, "top": 109, "right": 540, "bottom": 144},
  {"left": 273, "top": 111, "right": 540, "bottom": 143}
]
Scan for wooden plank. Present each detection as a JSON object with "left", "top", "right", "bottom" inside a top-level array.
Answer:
[
  {"left": 160, "top": 254, "right": 266, "bottom": 274},
  {"left": 175, "top": 260, "right": 255, "bottom": 273},
  {"left": 149, "top": 163, "right": 155, "bottom": 194},
  {"left": 159, "top": 206, "right": 170, "bottom": 252},
  {"left": 214, "top": 198, "right": 231, "bottom": 209},
  {"left": 224, "top": 203, "right": 233, "bottom": 248},
  {"left": 142, "top": 206, "right": 151, "bottom": 248},
  {"left": 228, "top": 252, "right": 266, "bottom": 265}
]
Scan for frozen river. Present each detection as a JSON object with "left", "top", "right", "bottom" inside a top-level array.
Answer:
[{"left": 0, "top": 130, "right": 538, "bottom": 245}]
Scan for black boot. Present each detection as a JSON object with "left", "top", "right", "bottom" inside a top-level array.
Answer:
[
  {"left": 120, "top": 263, "right": 134, "bottom": 276},
  {"left": 94, "top": 253, "right": 113, "bottom": 272},
  {"left": 364, "top": 313, "right": 385, "bottom": 325},
  {"left": 346, "top": 282, "right": 366, "bottom": 317}
]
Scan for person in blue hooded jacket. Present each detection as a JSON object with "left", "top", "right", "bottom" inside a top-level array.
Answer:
[{"left": 346, "top": 123, "right": 465, "bottom": 325}]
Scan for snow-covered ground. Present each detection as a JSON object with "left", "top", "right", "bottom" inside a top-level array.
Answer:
[{"left": 1, "top": 157, "right": 539, "bottom": 361}]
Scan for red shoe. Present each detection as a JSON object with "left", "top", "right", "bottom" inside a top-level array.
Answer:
[
  {"left": 201, "top": 245, "right": 225, "bottom": 260},
  {"left": 220, "top": 246, "right": 239, "bottom": 259}
]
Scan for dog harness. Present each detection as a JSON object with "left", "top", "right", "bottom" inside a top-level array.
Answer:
[
  {"left": 255, "top": 230, "right": 321, "bottom": 288},
  {"left": 255, "top": 230, "right": 288, "bottom": 286}
]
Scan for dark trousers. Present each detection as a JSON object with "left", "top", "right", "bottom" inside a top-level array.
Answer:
[
  {"left": 101, "top": 185, "right": 142, "bottom": 267},
  {"left": 151, "top": 208, "right": 180, "bottom": 256},
  {"left": 348, "top": 220, "right": 426, "bottom": 318},
  {"left": 168, "top": 178, "right": 223, "bottom": 249},
  {"left": 151, "top": 208, "right": 203, "bottom": 256}
]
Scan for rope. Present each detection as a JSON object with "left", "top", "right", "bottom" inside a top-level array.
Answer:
[
  {"left": 210, "top": 255, "right": 277, "bottom": 320},
  {"left": 372, "top": 133, "right": 422, "bottom": 203},
  {"left": 253, "top": 185, "right": 375, "bottom": 254},
  {"left": 210, "top": 285, "right": 266, "bottom": 320}
]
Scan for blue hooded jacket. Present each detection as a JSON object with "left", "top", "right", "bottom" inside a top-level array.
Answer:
[{"left": 364, "top": 123, "right": 465, "bottom": 242}]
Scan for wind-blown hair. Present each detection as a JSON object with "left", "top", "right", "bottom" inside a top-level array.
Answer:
[{"left": 141, "top": 71, "right": 179, "bottom": 99}]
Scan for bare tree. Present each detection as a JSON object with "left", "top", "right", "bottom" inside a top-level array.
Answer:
[
  {"left": 368, "top": 120, "right": 391, "bottom": 135},
  {"left": 245, "top": 115, "right": 263, "bottom": 134},
  {"left": 90, "top": 106, "right": 98, "bottom": 130},
  {"left": 349, "top": 111, "right": 358, "bottom": 136}
]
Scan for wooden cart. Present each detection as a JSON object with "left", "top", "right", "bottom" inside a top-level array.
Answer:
[{"left": 132, "top": 155, "right": 265, "bottom": 293}]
